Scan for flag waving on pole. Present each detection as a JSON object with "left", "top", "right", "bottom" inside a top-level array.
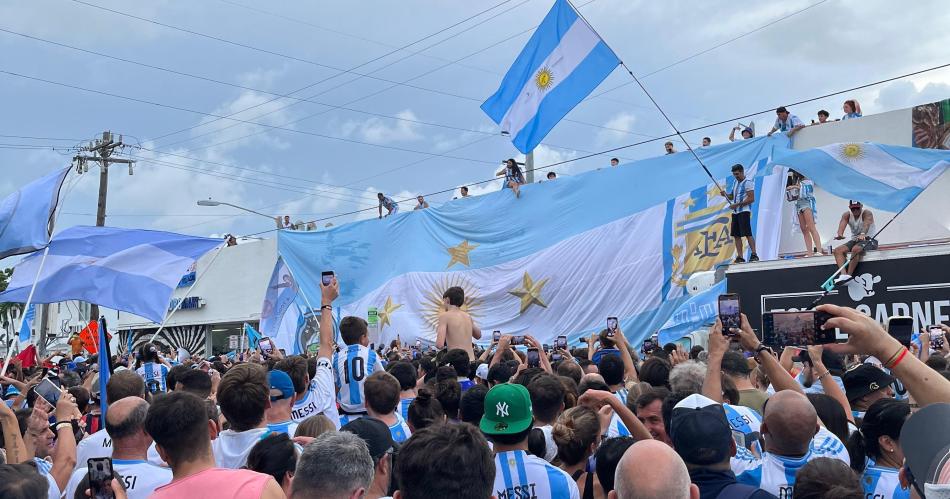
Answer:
[
  {"left": 244, "top": 322, "right": 262, "bottom": 350},
  {"left": 481, "top": 0, "right": 620, "bottom": 153},
  {"left": 97, "top": 317, "right": 112, "bottom": 423},
  {"left": 17, "top": 304, "right": 34, "bottom": 348},
  {"left": 0, "top": 167, "right": 70, "bottom": 260}
]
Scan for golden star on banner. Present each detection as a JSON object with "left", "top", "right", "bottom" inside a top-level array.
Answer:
[
  {"left": 378, "top": 296, "right": 402, "bottom": 329},
  {"left": 446, "top": 240, "right": 479, "bottom": 269},
  {"left": 680, "top": 196, "right": 696, "bottom": 209},
  {"left": 707, "top": 185, "right": 723, "bottom": 200},
  {"left": 508, "top": 271, "right": 549, "bottom": 314}
]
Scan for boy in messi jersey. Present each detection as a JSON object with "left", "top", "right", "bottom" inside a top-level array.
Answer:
[
  {"left": 480, "top": 383, "right": 580, "bottom": 499},
  {"left": 334, "top": 314, "right": 385, "bottom": 425}
]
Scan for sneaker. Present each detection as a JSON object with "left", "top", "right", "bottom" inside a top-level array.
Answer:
[
  {"left": 834, "top": 274, "right": 852, "bottom": 284},
  {"left": 733, "top": 256, "right": 746, "bottom": 264},
  {"left": 749, "top": 253, "right": 759, "bottom": 262},
  {"left": 813, "top": 251, "right": 823, "bottom": 256}
]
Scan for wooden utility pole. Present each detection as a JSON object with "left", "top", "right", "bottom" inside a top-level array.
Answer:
[{"left": 72, "top": 131, "right": 134, "bottom": 322}]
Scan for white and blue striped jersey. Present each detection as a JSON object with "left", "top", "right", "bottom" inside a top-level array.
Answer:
[
  {"left": 614, "top": 388, "right": 629, "bottom": 406},
  {"left": 399, "top": 397, "right": 415, "bottom": 421},
  {"left": 724, "top": 403, "right": 763, "bottom": 456},
  {"left": 606, "top": 413, "right": 631, "bottom": 438},
  {"left": 389, "top": 415, "right": 412, "bottom": 443},
  {"left": 811, "top": 426, "right": 850, "bottom": 465},
  {"left": 733, "top": 443, "right": 847, "bottom": 497},
  {"left": 493, "top": 450, "right": 580, "bottom": 499},
  {"left": 861, "top": 466, "right": 909, "bottom": 499},
  {"left": 136, "top": 362, "right": 169, "bottom": 393},
  {"left": 267, "top": 420, "right": 300, "bottom": 437},
  {"left": 292, "top": 357, "right": 341, "bottom": 428},
  {"left": 333, "top": 344, "right": 384, "bottom": 414}
]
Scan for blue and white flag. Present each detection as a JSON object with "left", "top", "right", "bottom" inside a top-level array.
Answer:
[
  {"left": 98, "top": 317, "right": 111, "bottom": 422},
  {"left": 0, "top": 167, "right": 70, "bottom": 260},
  {"left": 481, "top": 0, "right": 620, "bottom": 153},
  {"left": 0, "top": 226, "right": 221, "bottom": 324},
  {"left": 280, "top": 136, "right": 790, "bottom": 347},
  {"left": 770, "top": 143, "right": 950, "bottom": 213},
  {"left": 17, "top": 304, "right": 35, "bottom": 347},
  {"left": 260, "top": 257, "right": 309, "bottom": 355},
  {"left": 244, "top": 322, "right": 262, "bottom": 350},
  {"left": 657, "top": 279, "right": 726, "bottom": 345}
]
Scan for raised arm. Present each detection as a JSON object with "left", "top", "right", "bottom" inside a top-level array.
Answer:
[
  {"left": 579, "top": 389, "right": 652, "bottom": 441},
  {"left": 50, "top": 392, "right": 79, "bottom": 492},
  {"left": 525, "top": 335, "right": 552, "bottom": 374},
  {"left": 318, "top": 277, "right": 339, "bottom": 360},
  {"left": 702, "top": 319, "right": 728, "bottom": 402},
  {"left": 819, "top": 304, "right": 950, "bottom": 407},
  {"left": 614, "top": 328, "right": 639, "bottom": 383},
  {"left": 729, "top": 127, "right": 738, "bottom": 142},
  {"left": 808, "top": 345, "right": 853, "bottom": 423},
  {"left": 0, "top": 399, "right": 27, "bottom": 463},
  {"left": 735, "top": 314, "right": 804, "bottom": 395},
  {"left": 491, "top": 335, "right": 512, "bottom": 368}
]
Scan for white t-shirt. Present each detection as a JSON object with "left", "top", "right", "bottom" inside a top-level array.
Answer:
[
  {"left": 212, "top": 427, "right": 270, "bottom": 469},
  {"left": 292, "top": 357, "right": 341, "bottom": 428},
  {"left": 534, "top": 424, "right": 557, "bottom": 462},
  {"left": 332, "top": 345, "right": 384, "bottom": 414},
  {"left": 74, "top": 429, "right": 166, "bottom": 470},
  {"left": 493, "top": 449, "right": 580, "bottom": 499},
  {"left": 64, "top": 459, "right": 172, "bottom": 499}
]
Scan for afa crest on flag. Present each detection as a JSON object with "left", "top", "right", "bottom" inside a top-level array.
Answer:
[{"left": 481, "top": 0, "right": 620, "bottom": 153}]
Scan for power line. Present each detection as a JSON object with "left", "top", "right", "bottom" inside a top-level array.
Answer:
[
  {"left": 0, "top": 68, "right": 502, "bottom": 166},
  {"left": 153, "top": 0, "right": 537, "bottom": 149},
  {"left": 238, "top": 59, "right": 950, "bottom": 237}
]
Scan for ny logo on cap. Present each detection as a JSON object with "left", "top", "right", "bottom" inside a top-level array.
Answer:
[{"left": 496, "top": 402, "right": 509, "bottom": 418}]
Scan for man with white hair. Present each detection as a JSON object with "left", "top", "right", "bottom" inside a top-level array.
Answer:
[
  {"left": 291, "top": 432, "right": 374, "bottom": 499},
  {"left": 610, "top": 439, "right": 699, "bottom": 499}
]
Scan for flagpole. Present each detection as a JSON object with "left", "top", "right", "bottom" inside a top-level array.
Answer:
[
  {"left": 1, "top": 246, "right": 50, "bottom": 375},
  {"left": 564, "top": 0, "right": 727, "bottom": 197},
  {"left": 149, "top": 243, "right": 226, "bottom": 343}
]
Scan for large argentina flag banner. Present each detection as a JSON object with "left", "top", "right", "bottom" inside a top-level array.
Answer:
[
  {"left": 280, "top": 136, "right": 790, "bottom": 347},
  {"left": 480, "top": 0, "right": 620, "bottom": 153},
  {"left": 770, "top": 143, "right": 950, "bottom": 212},
  {"left": 0, "top": 226, "right": 222, "bottom": 324}
]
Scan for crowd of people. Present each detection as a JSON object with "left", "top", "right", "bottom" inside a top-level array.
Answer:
[{"left": 2, "top": 275, "right": 949, "bottom": 499}]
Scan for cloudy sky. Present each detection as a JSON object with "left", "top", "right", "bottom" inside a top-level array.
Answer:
[{"left": 2, "top": 0, "right": 950, "bottom": 239}]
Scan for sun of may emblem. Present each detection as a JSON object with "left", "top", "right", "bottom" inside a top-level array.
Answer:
[
  {"left": 535, "top": 67, "right": 554, "bottom": 92},
  {"left": 840, "top": 143, "right": 864, "bottom": 161}
]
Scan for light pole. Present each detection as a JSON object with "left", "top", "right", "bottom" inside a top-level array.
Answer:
[{"left": 196, "top": 199, "right": 274, "bottom": 220}]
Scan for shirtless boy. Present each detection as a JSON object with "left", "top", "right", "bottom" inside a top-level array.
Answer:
[{"left": 436, "top": 286, "right": 481, "bottom": 360}]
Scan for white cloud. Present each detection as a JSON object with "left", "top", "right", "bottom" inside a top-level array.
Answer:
[
  {"left": 340, "top": 109, "right": 422, "bottom": 144},
  {"left": 596, "top": 112, "right": 638, "bottom": 145},
  {"left": 872, "top": 80, "right": 950, "bottom": 112}
]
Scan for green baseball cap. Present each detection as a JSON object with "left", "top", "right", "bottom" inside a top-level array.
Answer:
[{"left": 480, "top": 383, "right": 533, "bottom": 435}]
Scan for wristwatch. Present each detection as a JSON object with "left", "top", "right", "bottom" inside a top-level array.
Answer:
[{"left": 755, "top": 344, "right": 774, "bottom": 357}]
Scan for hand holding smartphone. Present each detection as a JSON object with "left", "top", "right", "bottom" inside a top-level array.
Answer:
[
  {"left": 492, "top": 331, "right": 501, "bottom": 343},
  {"left": 526, "top": 348, "right": 540, "bottom": 367},
  {"left": 555, "top": 335, "right": 567, "bottom": 350},
  {"left": 718, "top": 294, "right": 741, "bottom": 335},
  {"left": 606, "top": 317, "right": 618, "bottom": 337},
  {"left": 34, "top": 378, "right": 62, "bottom": 407},
  {"left": 930, "top": 326, "right": 946, "bottom": 349},
  {"left": 87, "top": 457, "right": 115, "bottom": 499},
  {"left": 886, "top": 316, "right": 913, "bottom": 347},
  {"left": 321, "top": 271, "right": 335, "bottom": 286},
  {"left": 762, "top": 310, "right": 834, "bottom": 348},
  {"left": 511, "top": 335, "right": 525, "bottom": 346}
]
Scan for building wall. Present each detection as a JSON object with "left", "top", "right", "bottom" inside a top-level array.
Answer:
[{"left": 776, "top": 107, "right": 950, "bottom": 254}]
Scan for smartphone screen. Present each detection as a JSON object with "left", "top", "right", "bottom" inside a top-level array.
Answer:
[
  {"left": 555, "top": 335, "right": 567, "bottom": 350},
  {"left": 35, "top": 378, "right": 61, "bottom": 407},
  {"left": 551, "top": 353, "right": 563, "bottom": 362},
  {"left": 762, "top": 311, "right": 835, "bottom": 348},
  {"left": 887, "top": 317, "right": 914, "bottom": 347},
  {"left": 526, "top": 348, "right": 540, "bottom": 367},
  {"left": 641, "top": 340, "right": 654, "bottom": 355},
  {"left": 492, "top": 331, "right": 501, "bottom": 343},
  {"left": 718, "top": 294, "right": 741, "bottom": 333},
  {"left": 259, "top": 338, "right": 274, "bottom": 356},
  {"left": 321, "top": 271, "right": 334, "bottom": 286},
  {"left": 931, "top": 327, "right": 945, "bottom": 349},
  {"left": 511, "top": 335, "right": 525, "bottom": 346},
  {"left": 87, "top": 457, "right": 115, "bottom": 499},
  {"left": 606, "top": 317, "right": 618, "bottom": 337}
]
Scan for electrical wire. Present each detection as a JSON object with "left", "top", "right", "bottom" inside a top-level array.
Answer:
[{"left": 237, "top": 59, "right": 950, "bottom": 237}]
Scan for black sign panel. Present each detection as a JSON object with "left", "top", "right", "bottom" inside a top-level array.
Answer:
[{"left": 727, "top": 250, "right": 950, "bottom": 335}]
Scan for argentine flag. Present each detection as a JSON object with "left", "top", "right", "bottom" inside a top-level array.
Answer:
[
  {"left": 481, "top": 0, "right": 620, "bottom": 153},
  {"left": 771, "top": 143, "right": 950, "bottom": 213}
]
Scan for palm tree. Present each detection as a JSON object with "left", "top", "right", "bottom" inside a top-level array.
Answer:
[{"left": 0, "top": 267, "right": 22, "bottom": 350}]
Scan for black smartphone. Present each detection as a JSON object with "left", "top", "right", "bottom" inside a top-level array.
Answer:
[
  {"left": 511, "top": 335, "right": 525, "bottom": 346},
  {"left": 931, "top": 326, "right": 945, "bottom": 350},
  {"left": 492, "top": 331, "right": 501, "bottom": 343},
  {"left": 87, "top": 457, "right": 115, "bottom": 499},
  {"left": 555, "top": 335, "right": 567, "bottom": 350},
  {"left": 551, "top": 353, "right": 563, "bottom": 362},
  {"left": 762, "top": 311, "right": 834, "bottom": 348},
  {"left": 718, "top": 293, "right": 741, "bottom": 334},
  {"left": 321, "top": 271, "right": 335, "bottom": 286},
  {"left": 606, "top": 317, "right": 618, "bottom": 337},
  {"left": 886, "top": 316, "right": 914, "bottom": 347},
  {"left": 526, "top": 348, "right": 540, "bottom": 367},
  {"left": 641, "top": 339, "right": 654, "bottom": 355}
]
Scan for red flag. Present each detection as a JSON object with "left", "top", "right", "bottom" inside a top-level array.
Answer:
[
  {"left": 14, "top": 344, "right": 37, "bottom": 369},
  {"left": 79, "top": 320, "right": 99, "bottom": 354}
]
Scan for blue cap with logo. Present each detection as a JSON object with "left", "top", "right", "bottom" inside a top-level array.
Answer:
[{"left": 268, "top": 370, "right": 295, "bottom": 401}]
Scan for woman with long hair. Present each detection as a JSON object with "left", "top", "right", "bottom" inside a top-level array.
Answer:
[
  {"left": 786, "top": 169, "right": 823, "bottom": 256},
  {"left": 552, "top": 406, "right": 605, "bottom": 499},
  {"left": 496, "top": 158, "right": 526, "bottom": 198},
  {"left": 842, "top": 99, "right": 862, "bottom": 120},
  {"left": 846, "top": 398, "right": 911, "bottom": 499}
]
